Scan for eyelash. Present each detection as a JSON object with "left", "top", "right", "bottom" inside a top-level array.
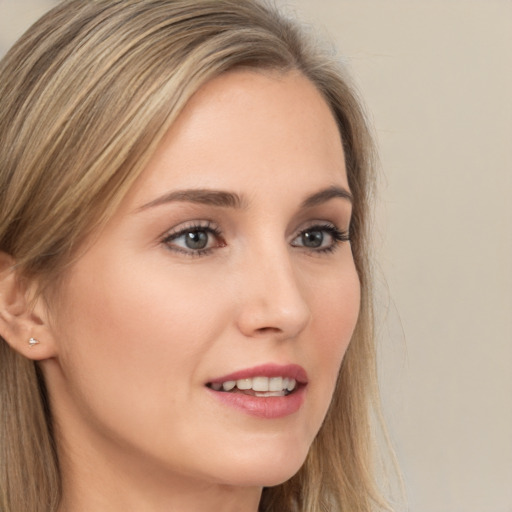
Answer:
[
  {"left": 294, "top": 223, "right": 351, "bottom": 254},
  {"left": 161, "top": 221, "right": 350, "bottom": 257},
  {"left": 161, "top": 221, "right": 224, "bottom": 257}
]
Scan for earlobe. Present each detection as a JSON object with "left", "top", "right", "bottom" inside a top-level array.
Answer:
[{"left": 0, "top": 252, "right": 57, "bottom": 360}]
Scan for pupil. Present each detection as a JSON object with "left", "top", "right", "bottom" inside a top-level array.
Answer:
[
  {"left": 185, "top": 230, "right": 208, "bottom": 250},
  {"left": 302, "top": 230, "right": 323, "bottom": 248}
]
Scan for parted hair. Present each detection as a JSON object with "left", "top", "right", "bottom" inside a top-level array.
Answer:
[{"left": 0, "top": 1, "right": 390, "bottom": 511}]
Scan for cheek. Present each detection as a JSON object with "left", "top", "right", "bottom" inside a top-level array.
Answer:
[
  {"left": 309, "top": 256, "right": 360, "bottom": 352},
  {"left": 323, "top": 269, "right": 360, "bottom": 358},
  {"left": 52, "top": 249, "right": 234, "bottom": 412},
  {"left": 47, "top": 253, "right": 236, "bottom": 472},
  {"left": 303, "top": 261, "right": 360, "bottom": 428}
]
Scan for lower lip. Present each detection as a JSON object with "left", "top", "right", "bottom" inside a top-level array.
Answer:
[{"left": 207, "top": 386, "right": 306, "bottom": 419}]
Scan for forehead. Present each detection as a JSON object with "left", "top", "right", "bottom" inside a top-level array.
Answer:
[{"left": 125, "top": 69, "right": 348, "bottom": 209}]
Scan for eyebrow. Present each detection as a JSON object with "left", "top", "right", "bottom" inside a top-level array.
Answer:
[
  {"left": 139, "top": 189, "right": 247, "bottom": 210},
  {"left": 300, "top": 185, "right": 353, "bottom": 208},
  {"left": 138, "top": 185, "right": 352, "bottom": 211}
]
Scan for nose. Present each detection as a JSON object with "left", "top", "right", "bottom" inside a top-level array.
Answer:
[{"left": 235, "top": 248, "right": 311, "bottom": 341}]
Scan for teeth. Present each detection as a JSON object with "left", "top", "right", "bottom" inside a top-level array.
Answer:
[
  {"left": 269, "top": 377, "right": 283, "bottom": 391},
  {"left": 236, "top": 378, "right": 252, "bottom": 390},
  {"left": 255, "top": 391, "right": 285, "bottom": 397},
  {"left": 222, "top": 380, "right": 236, "bottom": 391},
  {"left": 252, "top": 376, "right": 269, "bottom": 392},
  {"left": 286, "top": 378, "right": 296, "bottom": 392},
  {"left": 212, "top": 376, "right": 297, "bottom": 393}
]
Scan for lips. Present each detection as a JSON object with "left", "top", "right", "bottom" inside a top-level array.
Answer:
[{"left": 206, "top": 364, "right": 308, "bottom": 418}]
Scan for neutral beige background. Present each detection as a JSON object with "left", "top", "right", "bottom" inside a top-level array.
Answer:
[{"left": 1, "top": 1, "right": 511, "bottom": 511}]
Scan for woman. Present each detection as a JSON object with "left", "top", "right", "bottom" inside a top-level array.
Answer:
[{"left": 0, "top": 1, "right": 391, "bottom": 511}]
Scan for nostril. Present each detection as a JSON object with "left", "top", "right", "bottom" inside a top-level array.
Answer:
[{"left": 255, "top": 326, "right": 282, "bottom": 335}]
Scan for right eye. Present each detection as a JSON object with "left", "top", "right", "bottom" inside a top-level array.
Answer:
[{"left": 162, "top": 223, "right": 225, "bottom": 256}]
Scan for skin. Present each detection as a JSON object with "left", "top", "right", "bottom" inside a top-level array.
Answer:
[{"left": 26, "top": 70, "right": 360, "bottom": 511}]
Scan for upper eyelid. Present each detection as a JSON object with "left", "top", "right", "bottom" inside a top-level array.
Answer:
[
  {"left": 292, "top": 224, "right": 349, "bottom": 241},
  {"left": 161, "top": 220, "right": 219, "bottom": 239},
  {"left": 292, "top": 220, "right": 347, "bottom": 236},
  {"left": 296, "top": 220, "right": 337, "bottom": 230}
]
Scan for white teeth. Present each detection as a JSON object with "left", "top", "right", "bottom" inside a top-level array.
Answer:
[
  {"left": 213, "top": 376, "right": 298, "bottom": 393},
  {"left": 252, "top": 376, "right": 269, "bottom": 392},
  {"left": 255, "top": 391, "right": 285, "bottom": 397},
  {"left": 269, "top": 377, "right": 283, "bottom": 392},
  {"left": 236, "top": 378, "right": 252, "bottom": 390},
  {"left": 222, "top": 380, "right": 236, "bottom": 391}
]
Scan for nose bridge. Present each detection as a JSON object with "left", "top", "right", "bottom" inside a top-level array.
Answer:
[{"left": 235, "top": 241, "right": 311, "bottom": 339}]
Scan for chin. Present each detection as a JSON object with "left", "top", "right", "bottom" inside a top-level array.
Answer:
[
  {"left": 219, "top": 464, "right": 305, "bottom": 489},
  {"left": 258, "top": 463, "right": 305, "bottom": 487},
  {"left": 212, "top": 441, "right": 310, "bottom": 488}
]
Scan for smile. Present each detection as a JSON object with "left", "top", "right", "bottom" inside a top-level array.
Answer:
[
  {"left": 208, "top": 376, "right": 297, "bottom": 396},
  {"left": 206, "top": 364, "right": 307, "bottom": 418}
]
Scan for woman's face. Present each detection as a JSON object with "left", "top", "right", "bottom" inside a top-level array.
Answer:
[{"left": 42, "top": 70, "right": 360, "bottom": 490}]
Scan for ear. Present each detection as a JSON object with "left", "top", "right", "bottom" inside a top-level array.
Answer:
[{"left": 0, "top": 252, "right": 57, "bottom": 360}]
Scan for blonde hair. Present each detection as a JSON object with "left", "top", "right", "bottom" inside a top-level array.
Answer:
[{"left": 0, "top": 1, "right": 389, "bottom": 510}]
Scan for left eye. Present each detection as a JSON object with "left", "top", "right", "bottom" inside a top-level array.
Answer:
[{"left": 291, "top": 225, "right": 349, "bottom": 251}]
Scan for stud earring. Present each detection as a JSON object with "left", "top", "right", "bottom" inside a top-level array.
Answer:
[{"left": 28, "top": 337, "right": 40, "bottom": 348}]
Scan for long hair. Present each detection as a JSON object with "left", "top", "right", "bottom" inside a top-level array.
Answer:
[{"left": 0, "top": 1, "right": 388, "bottom": 510}]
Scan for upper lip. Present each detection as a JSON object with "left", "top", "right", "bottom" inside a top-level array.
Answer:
[{"left": 207, "top": 363, "right": 308, "bottom": 385}]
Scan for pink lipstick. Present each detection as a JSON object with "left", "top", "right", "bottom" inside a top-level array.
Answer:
[{"left": 206, "top": 364, "right": 308, "bottom": 419}]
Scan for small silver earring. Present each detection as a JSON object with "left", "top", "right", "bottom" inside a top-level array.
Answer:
[{"left": 28, "top": 337, "right": 40, "bottom": 348}]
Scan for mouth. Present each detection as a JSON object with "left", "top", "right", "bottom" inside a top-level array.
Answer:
[
  {"left": 207, "top": 375, "right": 299, "bottom": 397},
  {"left": 205, "top": 364, "right": 307, "bottom": 418}
]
